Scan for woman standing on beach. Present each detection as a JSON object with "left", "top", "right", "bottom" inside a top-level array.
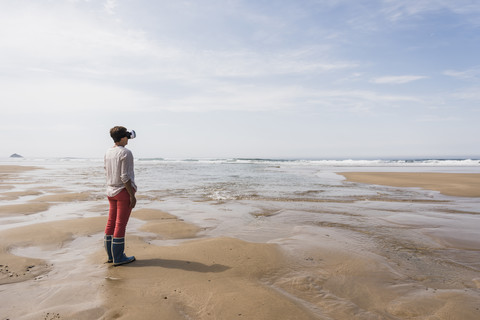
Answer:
[{"left": 103, "top": 126, "right": 137, "bottom": 266}]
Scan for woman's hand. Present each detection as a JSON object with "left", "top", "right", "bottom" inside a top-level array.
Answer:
[
  {"left": 130, "top": 195, "right": 137, "bottom": 208},
  {"left": 124, "top": 179, "right": 137, "bottom": 208}
]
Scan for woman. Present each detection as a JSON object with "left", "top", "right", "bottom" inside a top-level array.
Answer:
[{"left": 103, "top": 126, "right": 137, "bottom": 266}]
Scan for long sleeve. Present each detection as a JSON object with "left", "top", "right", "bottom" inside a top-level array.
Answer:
[{"left": 105, "top": 146, "right": 137, "bottom": 197}]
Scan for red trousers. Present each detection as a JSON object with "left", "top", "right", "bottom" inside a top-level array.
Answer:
[{"left": 105, "top": 189, "right": 133, "bottom": 238}]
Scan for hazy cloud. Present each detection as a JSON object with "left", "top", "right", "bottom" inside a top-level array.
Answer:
[
  {"left": 444, "top": 66, "right": 480, "bottom": 81},
  {"left": 104, "top": 0, "right": 118, "bottom": 15},
  {"left": 380, "top": 0, "right": 480, "bottom": 22},
  {"left": 371, "top": 75, "right": 428, "bottom": 84}
]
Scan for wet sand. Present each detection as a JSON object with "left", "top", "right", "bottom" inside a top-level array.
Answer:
[
  {"left": 0, "top": 166, "right": 318, "bottom": 319},
  {"left": 1, "top": 165, "right": 480, "bottom": 319}
]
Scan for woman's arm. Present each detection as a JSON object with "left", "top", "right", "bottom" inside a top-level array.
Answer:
[{"left": 124, "top": 179, "right": 137, "bottom": 208}]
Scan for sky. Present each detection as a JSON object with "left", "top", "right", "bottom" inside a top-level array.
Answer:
[{"left": 1, "top": 0, "right": 479, "bottom": 159}]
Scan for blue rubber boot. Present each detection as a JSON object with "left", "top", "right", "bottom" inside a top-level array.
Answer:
[
  {"left": 104, "top": 235, "right": 113, "bottom": 263},
  {"left": 112, "top": 237, "right": 135, "bottom": 266}
]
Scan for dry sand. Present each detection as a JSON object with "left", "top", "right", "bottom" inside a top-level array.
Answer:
[
  {"left": 340, "top": 172, "right": 480, "bottom": 197},
  {"left": 1, "top": 165, "right": 480, "bottom": 319}
]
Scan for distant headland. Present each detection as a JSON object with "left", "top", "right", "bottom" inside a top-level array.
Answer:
[{"left": 9, "top": 153, "right": 24, "bottom": 158}]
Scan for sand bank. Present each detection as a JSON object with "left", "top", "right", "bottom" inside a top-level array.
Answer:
[
  {"left": 0, "top": 165, "right": 92, "bottom": 216},
  {"left": 0, "top": 190, "right": 43, "bottom": 201},
  {"left": 134, "top": 208, "right": 201, "bottom": 239},
  {"left": 99, "top": 208, "right": 317, "bottom": 319},
  {"left": 1, "top": 207, "right": 318, "bottom": 319},
  {"left": 103, "top": 236, "right": 317, "bottom": 319},
  {"left": 0, "top": 216, "right": 108, "bottom": 319},
  {"left": 0, "top": 202, "right": 52, "bottom": 215},
  {"left": 340, "top": 172, "right": 480, "bottom": 197},
  {"left": 3, "top": 206, "right": 480, "bottom": 319},
  {"left": 0, "top": 216, "right": 106, "bottom": 285},
  {"left": 0, "top": 165, "right": 38, "bottom": 191},
  {"left": 0, "top": 192, "right": 92, "bottom": 216},
  {"left": 0, "top": 165, "right": 39, "bottom": 174}
]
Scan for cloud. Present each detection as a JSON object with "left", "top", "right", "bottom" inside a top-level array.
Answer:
[
  {"left": 414, "top": 115, "right": 461, "bottom": 122},
  {"left": 302, "top": 89, "right": 422, "bottom": 115},
  {"left": 451, "top": 86, "right": 480, "bottom": 101},
  {"left": 444, "top": 66, "right": 480, "bottom": 80},
  {"left": 159, "top": 48, "right": 356, "bottom": 81},
  {"left": 0, "top": 1, "right": 364, "bottom": 117},
  {"left": 140, "top": 84, "right": 422, "bottom": 114},
  {"left": 0, "top": 4, "right": 154, "bottom": 72},
  {"left": 104, "top": 0, "right": 118, "bottom": 15},
  {"left": 163, "top": 84, "right": 307, "bottom": 112},
  {"left": 380, "top": 0, "right": 480, "bottom": 22},
  {"left": 0, "top": 2, "right": 356, "bottom": 83},
  {"left": 332, "top": 0, "right": 480, "bottom": 32},
  {"left": 370, "top": 75, "right": 428, "bottom": 84},
  {"left": 0, "top": 77, "right": 157, "bottom": 115}
]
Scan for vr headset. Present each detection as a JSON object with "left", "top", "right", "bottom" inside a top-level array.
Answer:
[{"left": 126, "top": 130, "right": 136, "bottom": 139}]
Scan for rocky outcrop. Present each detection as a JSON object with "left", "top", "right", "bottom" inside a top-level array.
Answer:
[{"left": 9, "top": 153, "right": 24, "bottom": 158}]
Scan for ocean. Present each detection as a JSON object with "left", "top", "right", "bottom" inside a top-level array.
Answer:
[{"left": 2, "top": 157, "right": 479, "bottom": 243}]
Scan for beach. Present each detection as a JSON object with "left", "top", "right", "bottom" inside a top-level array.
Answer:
[{"left": 1, "top": 160, "right": 480, "bottom": 319}]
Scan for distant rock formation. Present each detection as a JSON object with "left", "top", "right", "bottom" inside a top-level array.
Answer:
[{"left": 9, "top": 153, "right": 24, "bottom": 158}]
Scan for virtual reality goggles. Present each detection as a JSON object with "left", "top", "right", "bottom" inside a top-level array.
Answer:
[{"left": 125, "top": 130, "right": 136, "bottom": 139}]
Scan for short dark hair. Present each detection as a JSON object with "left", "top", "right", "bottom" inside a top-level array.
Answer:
[{"left": 110, "top": 126, "right": 128, "bottom": 142}]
